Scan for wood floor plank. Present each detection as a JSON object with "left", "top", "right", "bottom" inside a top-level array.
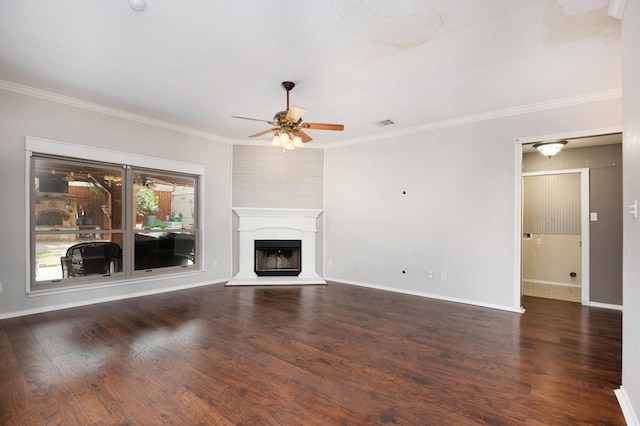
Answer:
[
  {"left": 0, "top": 368, "right": 44, "bottom": 426},
  {"left": 0, "top": 282, "right": 625, "bottom": 425}
]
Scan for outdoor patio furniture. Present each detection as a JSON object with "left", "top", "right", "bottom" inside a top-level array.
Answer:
[
  {"left": 134, "top": 232, "right": 195, "bottom": 270},
  {"left": 60, "top": 242, "right": 122, "bottom": 278}
]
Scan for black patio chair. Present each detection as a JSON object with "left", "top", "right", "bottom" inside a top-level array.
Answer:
[{"left": 60, "top": 242, "right": 122, "bottom": 278}]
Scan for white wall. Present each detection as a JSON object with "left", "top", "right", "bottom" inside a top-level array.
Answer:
[
  {"left": 232, "top": 145, "right": 324, "bottom": 209},
  {"left": 324, "top": 98, "right": 621, "bottom": 311},
  {"left": 522, "top": 234, "right": 581, "bottom": 286},
  {"left": 621, "top": 0, "right": 640, "bottom": 422},
  {"left": 231, "top": 145, "right": 325, "bottom": 276},
  {"left": 0, "top": 89, "right": 232, "bottom": 318}
]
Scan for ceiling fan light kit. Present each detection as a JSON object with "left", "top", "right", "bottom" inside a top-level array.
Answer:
[
  {"left": 233, "top": 81, "right": 344, "bottom": 150},
  {"left": 271, "top": 132, "right": 304, "bottom": 150}
]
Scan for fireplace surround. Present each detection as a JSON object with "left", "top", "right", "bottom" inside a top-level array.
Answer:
[{"left": 227, "top": 207, "right": 325, "bottom": 285}]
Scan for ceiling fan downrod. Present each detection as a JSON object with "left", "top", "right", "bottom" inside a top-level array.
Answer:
[{"left": 281, "top": 81, "right": 295, "bottom": 110}]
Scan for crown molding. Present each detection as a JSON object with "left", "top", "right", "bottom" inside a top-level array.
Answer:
[
  {"left": 325, "top": 88, "right": 623, "bottom": 149},
  {"left": 1, "top": 79, "right": 622, "bottom": 151},
  {"left": 0, "top": 79, "right": 232, "bottom": 144},
  {"left": 608, "top": 0, "right": 628, "bottom": 19}
]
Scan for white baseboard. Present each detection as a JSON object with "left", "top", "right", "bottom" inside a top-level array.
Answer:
[
  {"left": 325, "top": 277, "right": 524, "bottom": 313},
  {"left": 0, "top": 279, "right": 228, "bottom": 320},
  {"left": 615, "top": 386, "right": 639, "bottom": 426},
  {"left": 589, "top": 301, "right": 623, "bottom": 311},
  {"left": 226, "top": 276, "right": 326, "bottom": 286},
  {"left": 522, "top": 278, "right": 581, "bottom": 288}
]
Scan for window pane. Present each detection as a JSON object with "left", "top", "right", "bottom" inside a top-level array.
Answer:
[
  {"left": 134, "top": 231, "right": 196, "bottom": 271},
  {"left": 35, "top": 233, "right": 124, "bottom": 282},
  {"left": 132, "top": 170, "right": 197, "bottom": 272},
  {"left": 34, "top": 157, "right": 124, "bottom": 231},
  {"left": 33, "top": 157, "right": 125, "bottom": 283},
  {"left": 132, "top": 171, "right": 196, "bottom": 230}
]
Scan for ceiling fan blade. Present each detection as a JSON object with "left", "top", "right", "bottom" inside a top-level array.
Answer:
[
  {"left": 286, "top": 105, "right": 306, "bottom": 122},
  {"left": 231, "top": 115, "right": 277, "bottom": 125},
  {"left": 297, "top": 129, "right": 313, "bottom": 143},
  {"left": 302, "top": 122, "right": 344, "bottom": 131},
  {"left": 249, "top": 128, "right": 277, "bottom": 138}
]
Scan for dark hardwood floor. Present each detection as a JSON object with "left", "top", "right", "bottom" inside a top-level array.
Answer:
[{"left": 0, "top": 282, "right": 624, "bottom": 425}]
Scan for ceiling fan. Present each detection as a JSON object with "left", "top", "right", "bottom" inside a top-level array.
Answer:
[{"left": 232, "top": 81, "right": 344, "bottom": 150}]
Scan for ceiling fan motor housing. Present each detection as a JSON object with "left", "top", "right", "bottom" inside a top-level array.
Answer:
[{"left": 274, "top": 111, "right": 288, "bottom": 122}]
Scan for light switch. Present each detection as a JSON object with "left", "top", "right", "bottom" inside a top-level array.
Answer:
[{"left": 590, "top": 212, "right": 598, "bottom": 222}]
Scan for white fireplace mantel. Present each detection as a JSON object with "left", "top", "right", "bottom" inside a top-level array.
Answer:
[{"left": 227, "top": 207, "right": 326, "bottom": 286}]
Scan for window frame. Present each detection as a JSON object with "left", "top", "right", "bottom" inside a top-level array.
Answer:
[{"left": 26, "top": 137, "right": 205, "bottom": 294}]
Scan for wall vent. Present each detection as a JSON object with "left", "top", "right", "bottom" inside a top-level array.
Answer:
[{"left": 375, "top": 119, "right": 395, "bottom": 126}]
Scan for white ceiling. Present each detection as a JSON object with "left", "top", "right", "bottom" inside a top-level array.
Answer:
[{"left": 0, "top": 0, "right": 621, "bottom": 147}]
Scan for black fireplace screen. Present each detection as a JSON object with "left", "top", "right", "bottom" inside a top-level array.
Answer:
[{"left": 254, "top": 240, "right": 301, "bottom": 276}]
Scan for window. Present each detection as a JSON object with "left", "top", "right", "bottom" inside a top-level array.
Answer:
[
  {"left": 29, "top": 145, "right": 201, "bottom": 292},
  {"left": 132, "top": 169, "right": 197, "bottom": 272}
]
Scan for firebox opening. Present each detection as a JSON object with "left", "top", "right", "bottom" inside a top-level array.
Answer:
[{"left": 255, "top": 240, "right": 301, "bottom": 277}]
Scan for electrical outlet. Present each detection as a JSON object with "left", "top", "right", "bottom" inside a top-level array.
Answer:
[
  {"left": 441, "top": 272, "right": 447, "bottom": 281},
  {"left": 213, "top": 260, "right": 218, "bottom": 267},
  {"left": 427, "top": 271, "right": 433, "bottom": 279}
]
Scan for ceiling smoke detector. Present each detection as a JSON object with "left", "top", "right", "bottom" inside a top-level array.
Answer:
[{"left": 128, "top": 0, "right": 146, "bottom": 12}]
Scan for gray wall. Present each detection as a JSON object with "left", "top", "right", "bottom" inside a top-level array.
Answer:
[
  {"left": 231, "top": 145, "right": 324, "bottom": 275},
  {"left": 0, "top": 87, "right": 624, "bottom": 317},
  {"left": 523, "top": 144, "right": 623, "bottom": 305},
  {"left": 0, "top": 89, "right": 232, "bottom": 318},
  {"left": 324, "top": 98, "right": 622, "bottom": 311},
  {"left": 621, "top": 0, "right": 640, "bottom": 421}
]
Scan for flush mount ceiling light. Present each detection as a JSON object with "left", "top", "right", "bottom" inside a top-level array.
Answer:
[
  {"left": 533, "top": 140, "right": 568, "bottom": 158},
  {"left": 128, "top": 0, "right": 146, "bottom": 12}
]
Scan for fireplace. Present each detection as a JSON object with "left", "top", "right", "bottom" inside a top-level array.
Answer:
[
  {"left": 227, "top": 207, "right": 325, "bottom": 285},
  {"left": 254, "top": 240, "right": 301, "bottom": 276},
  {"left": 35, "top": 196, "right": 79, "bottom": 241}
]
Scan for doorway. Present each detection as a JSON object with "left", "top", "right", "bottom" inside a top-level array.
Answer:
[
  {"left": 521, "top": 169, "right": 589, "bottom": 304},
  {"left": 513, "top": 129, "right": 623, "bottom": 309}
]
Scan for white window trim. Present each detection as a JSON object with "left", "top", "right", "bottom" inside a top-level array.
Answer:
[
  {"left": 26, "top": 136, "right": 204, "bottom": 175},
  {"left": 25, "top": 136, "right": 206, "bottom": 295}
]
